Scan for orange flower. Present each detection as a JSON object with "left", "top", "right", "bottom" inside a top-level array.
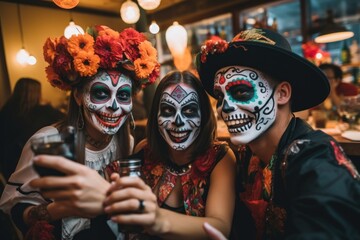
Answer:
[
  {"left": 67, "top": 33, "right": 94, "bottom": 56},
  {"left": 43, "top": 37, "right": 57, "bottom": 64},
  {"left": 98, "top": 27, "right": 119, "bottom": 38},
  {"left": 73, "top": 51, "right": 100, "bottom": 77},
  {"left": 46, "top": 66, "right": 71, "bottom": 91},
  {"left": 263, "top": 167, "right": 272, "bottom": 197},
  {"left": 248, "top": 156, "right": 261, "bottom": 174},
  {"left": 139, "top": 41, "right": 157, "bottom": 59},
  {"left": 134, "top": 58, "right": 156, "bottom": 79},
  {"left": 151, "top": 165, "right": 163, "bottom": 176}
]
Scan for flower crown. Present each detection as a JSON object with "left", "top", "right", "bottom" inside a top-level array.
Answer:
[{"left": 43, "top": 25, "right": 160, "bottom": 91}]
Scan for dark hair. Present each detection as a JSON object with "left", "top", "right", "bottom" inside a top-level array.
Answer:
[
  {"left": 319, "top": 63, "right": 343, "bottom": 82},
  {"left": 146, "top": 70, "right": 217, "bottom": 163},
  {"left": 3, "top": 78, "right": 41, "bottom": 117},
  {"left": 57, "top": 72, "right": 133, "bottom": 164}
]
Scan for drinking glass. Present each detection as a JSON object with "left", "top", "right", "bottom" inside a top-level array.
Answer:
[
  {"left": 337, "top": 95, "right": 360, "bottom": 130},
  {"left": 30, "top": 126, "right": 77, "bottom": 176},
  {"left": 104, "top": 159, "right": 143, "bottom": 236}
]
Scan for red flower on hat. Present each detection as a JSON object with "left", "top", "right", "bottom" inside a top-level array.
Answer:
[{"left": 200, "top": 39, "right": 228, "bottom": 63}]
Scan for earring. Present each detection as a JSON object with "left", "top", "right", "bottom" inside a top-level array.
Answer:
[
  {"left": 130, "top": 112, "right": 135, "bottom": 130},
  {"left": 78, "top": 106, "right": 84, "bottom": 130}
]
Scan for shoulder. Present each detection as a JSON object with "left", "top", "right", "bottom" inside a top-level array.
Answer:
[
  {"left": 211, "top": 141, "right": 236, "bottom": 169},
  {"left": 283, "top": 131, "right": 359, "bottom": 191},
  {"left": 134, "top": 139, "right": 148, "bottom": 153},
  {"left": 32, "top": 126, "right": 59, "bottom": 138}
]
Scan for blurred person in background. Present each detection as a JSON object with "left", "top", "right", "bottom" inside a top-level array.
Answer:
[
  {"left": 318, "top": 63, "right": 358, "bottom": 112},
  {"left": 0, "top": 77, "right": 65, "bottom": 181}
]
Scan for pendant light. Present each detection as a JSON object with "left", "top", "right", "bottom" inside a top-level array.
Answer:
[
  {"left": 120, "top": 0, "right": 140, "bottom": 24},
  {"left": 149, "top": 20, "right": 160, "bottom": 34},
  {"left": 52, "top": 0, "right": 79, "bottom": 9},
  {"left": 137, "top": 0, "right": 161, "bottom": 10},
  {"left": 166, "top": 21, "right": 188, "bottom": 57},
  {"left": 16, "top": 4, "right": 36, "bottom": 65},
  {"left": 314, "top": 9, "right": 354, "bottom": 44},
  {"left": 64, "top": 15, "right": 85, "bottom": 39}
]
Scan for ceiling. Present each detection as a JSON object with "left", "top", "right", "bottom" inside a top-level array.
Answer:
[{"left": 3, "top": 0, "right": 276, "bottom": 29}]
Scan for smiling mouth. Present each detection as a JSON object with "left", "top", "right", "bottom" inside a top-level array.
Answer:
[
  {"left": 167, "top": 130, "right": 191, "bottom": 143},
  {"left": 95, "top": 112, "right": 123, "bottom": 128},
  {"left": 224, "top": 117, "right": 254, "bottom": 133}
]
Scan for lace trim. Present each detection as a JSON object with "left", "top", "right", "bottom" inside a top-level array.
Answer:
[{"left": 85, "top": 137, "right": 119, "bottom": 172}]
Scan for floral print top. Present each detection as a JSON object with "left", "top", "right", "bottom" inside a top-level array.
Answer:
[{"left": 141, "top": 142, "right": 229, "bottom": 216}]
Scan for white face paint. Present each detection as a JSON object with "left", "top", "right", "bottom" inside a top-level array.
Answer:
[
  {"left": 82, "top": 70, "right": 133, "bottom": 135},
  {"left": 158, "top": 83, "right": 201, "bottom": 150},
  {"left": 214, "top": 66, "right": 277, "bottom": 145}
]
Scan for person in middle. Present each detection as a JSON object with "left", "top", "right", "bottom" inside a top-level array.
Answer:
[{"left": 104, "top": 70, "right": 237, "bottom": 239}]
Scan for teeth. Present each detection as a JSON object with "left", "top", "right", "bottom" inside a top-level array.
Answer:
[
  {"left": 170, "top": 131, "right": 188, "bottom": 138},
  {"left": 228, "top": 122, "right": 252, "bottom": 133},
  {"left": 100, "top": 116, "right": 120, "bottom": 123},
  {"left": 226, "top": 118, "right": 252, "bottom": 127}
]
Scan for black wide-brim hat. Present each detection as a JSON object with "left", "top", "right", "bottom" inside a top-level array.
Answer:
[{"left": 196, "top": 28, "right": 330, "bottom": 112}]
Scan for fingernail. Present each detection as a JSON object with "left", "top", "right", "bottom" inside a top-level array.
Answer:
[{"left": 33, "top": 157, "right": 39, "bottom": 162}]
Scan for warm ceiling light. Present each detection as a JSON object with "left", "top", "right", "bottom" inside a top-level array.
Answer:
[
  {"left": 64, "top": 20, "right": 85, "bottom": 39},
  {"left": 16, "top": 48, "right": 30, "bottom": 65},
  {"left": 120, "top": 0, "right": 140, "bottom": 24},
  {"left": 137, "top": 0, "right": 161, "bottom": 10},
  {"left": 149, "top": 20, "right": 160, "bottom": 34},
  {"left": 27, "top": 55, "right": 37, "bottom": 65},
  {"left": 16, "top": 4, "right": 36, "bottom": 66},
  {"left": 314, "top": 9, "right": 354, "bottom": 44},
  {"left": 166, "top": 21, "right": 188, "bottom": 57},
  {"left": 53, "top": 0, "right": 79, "bottom": 9}
]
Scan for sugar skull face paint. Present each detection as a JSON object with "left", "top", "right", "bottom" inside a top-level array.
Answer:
[
  {"left": 158, "top": 84, "right": 201, "bottom": 150},
  {"left": 82, "top": 70, "right": 132, "bottom": 135},
  {"left": 214, "top": 66, "right": 277, "bottom": 145}
]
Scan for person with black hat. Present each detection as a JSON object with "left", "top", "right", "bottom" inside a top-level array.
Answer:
[{"left": 196, "top": 28, "right": 360, "bottom": 239}]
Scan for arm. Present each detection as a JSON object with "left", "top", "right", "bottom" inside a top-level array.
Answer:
[
  {"left": 105, "top": 148, "right": 237, "bottom": 239},
  {"left": 203, "top": 222, "right": 228, "bottom": 240},
  {"left": 285, "top": 139, "right": 360, "bottom": 239}
]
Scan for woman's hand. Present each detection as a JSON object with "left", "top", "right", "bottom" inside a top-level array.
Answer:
[
  {"left": 104, "top": 174, "right": 158, "bottom": 230},
  {"left": 30, "top": 155, "right": 110, "bottom": 219}
]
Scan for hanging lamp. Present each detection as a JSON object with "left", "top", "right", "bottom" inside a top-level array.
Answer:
[
  {"left": 166, "top": 21, "right": 188, "bottom": 57},
  {"left": 120, "top": 0, "right": 140, "bottom": 24},
  {"left": 314, "top": 9, "right": 354, "bottom": 44}
]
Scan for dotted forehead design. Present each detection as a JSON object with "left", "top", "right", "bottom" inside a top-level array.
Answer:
[{"left": 170, "top": 85, "right": 187, "bottom": 103}]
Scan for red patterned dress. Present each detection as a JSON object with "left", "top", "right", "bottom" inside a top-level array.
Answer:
[{"left": 141, "top": 141, "right": 229, "bottom": 216}]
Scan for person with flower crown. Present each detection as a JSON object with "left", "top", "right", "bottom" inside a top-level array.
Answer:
[
  {"left": 103, "top": 70, "right": 237, "bottom": 239},
  {"left": 195, "top": 28, "right": 360, "bottom": 239},
  {"left": 0, "top": 25, "right": 159, "bottom": 240}
]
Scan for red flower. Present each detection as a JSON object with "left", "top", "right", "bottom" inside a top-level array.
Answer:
[
  {"left": 200, "top": 39, "right": 229, "bottom": 63},
  {"left": 95, "top": 34, "right": 124, "bottom": 69}
]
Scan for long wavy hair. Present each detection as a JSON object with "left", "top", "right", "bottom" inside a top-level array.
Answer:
[{"left": 146, "top": 70, "right": 217, "bottom": 163}]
